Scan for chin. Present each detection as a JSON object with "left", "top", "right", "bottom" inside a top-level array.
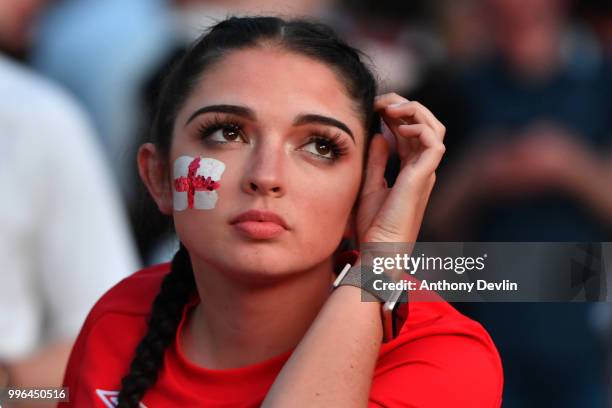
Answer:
[
  {"left": 222, "top": 259, "right": 298, "bottom": 287},
  {"left": 230, "top": 247, "right": 288, "bottom": 269}
]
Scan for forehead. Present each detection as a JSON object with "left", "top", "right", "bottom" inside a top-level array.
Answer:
[{"left": 177, "top": 46, "right": 364, "bottom": 142}]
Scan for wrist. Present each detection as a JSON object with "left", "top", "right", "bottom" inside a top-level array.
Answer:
[{"left": 333, "top": 257, "right": 406, "bottom": 342}]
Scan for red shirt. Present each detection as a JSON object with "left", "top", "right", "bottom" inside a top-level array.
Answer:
[{"left": 60, "top": 252, "right": 503, "bottom": 407}]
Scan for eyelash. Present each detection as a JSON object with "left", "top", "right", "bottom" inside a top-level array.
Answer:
[
  {"left": 197, "top": 116, "right": 245, "bottom": 143},
  {"left": 196, "top": 115, "right": 350, "bottom": 162},
  {"left": 306, "top": 132, "right": 350, "bottom": 162}
]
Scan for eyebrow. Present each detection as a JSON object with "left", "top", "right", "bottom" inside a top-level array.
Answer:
[
  {"left": 294, "top": 114, "right": 355, "bottom": 143},
  {"left": 185, "top": 104, "right": 355, "bottom": 143},
  {"left": 186, "top": 104, "right": 255, "bottom": 124}
]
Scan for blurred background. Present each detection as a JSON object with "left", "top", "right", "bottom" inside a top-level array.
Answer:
[{"left": 1, "top": 0, "right": 612, "bottom": 406}]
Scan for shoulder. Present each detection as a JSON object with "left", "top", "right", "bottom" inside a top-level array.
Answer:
[
  {"left": 0, "top": 55, "right": 99, "bottom": 166},
  {"left": 0, "top": 55, "right": 89, "bottom": 122},
  {"left": 65, "top": 263, "right": 171, "bottom": 355},
  {"left": 371, "top": 300, "right": 503, "bottom": 407},
  {"left": 82, "top": 262, "right": 170, "bottom": 320}
]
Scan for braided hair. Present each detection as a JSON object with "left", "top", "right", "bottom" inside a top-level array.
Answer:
[
  {"left": 118, "top": 15, "right": 380, "bottom": 407},
  {"left": 117, "top": 243, "right": 194, "bottom": 407}
]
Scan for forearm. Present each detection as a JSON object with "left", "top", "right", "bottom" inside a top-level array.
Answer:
[{"left": 262, "top": 258, "right": 382, "bottom": 408}]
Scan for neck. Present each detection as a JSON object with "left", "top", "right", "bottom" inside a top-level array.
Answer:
[{"left": 181, "top": 256, "right": 336, "bottom": 369}]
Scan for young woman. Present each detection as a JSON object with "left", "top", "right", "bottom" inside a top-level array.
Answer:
[{"left": 60, "top": 16, "right": 503, "bottom": 407}]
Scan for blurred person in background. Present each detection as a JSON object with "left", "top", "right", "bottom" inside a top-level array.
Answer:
[
  {"left": 417, "top": 0, "right": 612, "bottom": 406},
  {"left": 0, "top": 0, "right": 47, "bottom": 61},
  {"left": 426, "top": 0, "right": 612, "bottom": 240},
  {"left": 0, "top": 0, "right": 140, "bottom": 404}
]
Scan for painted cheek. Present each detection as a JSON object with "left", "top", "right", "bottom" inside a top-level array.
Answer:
[{"left": 173, "top": 155, "right": 226, "bottom": 211}]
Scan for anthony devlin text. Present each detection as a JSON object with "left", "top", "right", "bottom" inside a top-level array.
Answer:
[{"left": 373, "top": 279, "right": 519, "bottom": 293}]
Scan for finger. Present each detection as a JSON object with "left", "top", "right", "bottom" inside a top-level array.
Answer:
[
  {"left": 375, "top": 95, "right": 444, "bottom": 145},
  {"left": 395, "top": 124, "right": 427, "bottom": 159},
  {"left": 361, "top": 133, "right": 389, "bottom": 197},
  {"left": 375, "top": 94, "right": 445, "bottom": 135},
  {"left": 393, "top": 123, "right": 435, "bottom": 149},
  {"left": 395, "top": 124, "right": 445, "bottom": 177},
  {"left": 385, "top": 102, "right": 445, "bottom": 139},
  {"left": 374, "top": 92, "right": 409, "bottom": 111},
  {"left": 398, "top": 101, "right": 445, "bottom": 137},
  {"left": 409, "top": 127, "right": 446, "bottom": 176},
  {"left": 383, "top": 105, "right": 426, "bottom": 152},
  {"left": 414, "top": 101, "right": 445, "bottom": 137},
  {"left": 385, "top": 102, "right": 433, "bottom": 132},
  {"left": 397, "top": 124, "right": 427, "bottom": 138}
]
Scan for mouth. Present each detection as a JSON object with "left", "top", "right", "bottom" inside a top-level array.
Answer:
[{"left": 229, "top": 209, "right": 289, "bottom": 240}]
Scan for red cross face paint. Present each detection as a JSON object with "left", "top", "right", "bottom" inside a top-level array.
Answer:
[{"left": 173, "top": 155, "right": 225, "bottom": 211}]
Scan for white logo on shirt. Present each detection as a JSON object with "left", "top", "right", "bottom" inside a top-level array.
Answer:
[{"left": 96, "top": 389, "right": 148, "bottom": 408}]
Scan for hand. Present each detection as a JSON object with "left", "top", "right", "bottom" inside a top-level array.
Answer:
[
  {"left": 354, "top": 93, "right": 446, "bottom": 245},
  {"left": 478, "top": 123, "right": 590, "bottom": 198}
]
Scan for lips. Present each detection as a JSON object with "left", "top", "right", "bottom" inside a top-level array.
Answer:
[
  {"left": 230, "top": 210, "right": 289, "bottom": 230},
  {"left": 230, "top": 210, "right": 289, "bottom": 239}
]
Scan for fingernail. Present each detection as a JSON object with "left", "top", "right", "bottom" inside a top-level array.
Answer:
[{"left": 387, "top": 102, "right": 405, "bottom": 108}]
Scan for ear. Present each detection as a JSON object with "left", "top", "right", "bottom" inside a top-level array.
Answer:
[{"left": 137, "top": 143, "right": 173, "bottom": 216}]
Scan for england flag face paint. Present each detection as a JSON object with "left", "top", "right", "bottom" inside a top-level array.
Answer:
[{"left": 173, "top": 155, "right": 226, "bottom": 211}]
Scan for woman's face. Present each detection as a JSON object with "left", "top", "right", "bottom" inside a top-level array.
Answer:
[{"left": 169, "top": 47, "right": 366, "bottom": 280}]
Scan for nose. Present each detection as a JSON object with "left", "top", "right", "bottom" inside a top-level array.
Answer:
[{"left": 241, "top": 141, "right": 286, "bottom": 198}]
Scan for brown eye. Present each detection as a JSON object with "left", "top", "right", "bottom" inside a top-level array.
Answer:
[
  {"left": 300, "top": 132, "right": 349, "bottom": 162},
  {"left": 200, "top": 122, "right": 247, "bottom": 144},
  {"left": 315, "top": 140, "right": 331, "bottom": 155},
  {"left": 302, "top": 136, "right": 336, "bottom": 160},
  {"left": 223, "top": 128, "right": 240, "bottom": 141}
]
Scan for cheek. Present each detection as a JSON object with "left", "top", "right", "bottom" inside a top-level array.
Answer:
[
  {"left": 171, "top": 154, "right": 238, "bottom": 251},
  {"left": 298, "top": 170, "right": 361, "bottom": 236},
  {"left": 172, "top": 155, "right": 226, "bottom": 211}
]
